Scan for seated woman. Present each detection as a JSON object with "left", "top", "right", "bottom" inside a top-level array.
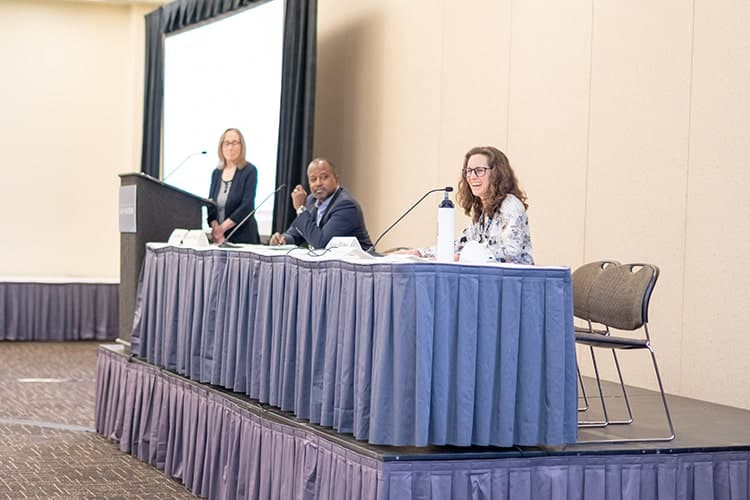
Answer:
[{"left": 412, "top": 145, "right": 534, "bottom": 264}]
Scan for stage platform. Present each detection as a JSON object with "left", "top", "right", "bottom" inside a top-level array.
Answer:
[{"left": 95, "top": 344, "right": 750, "bottom": 499}]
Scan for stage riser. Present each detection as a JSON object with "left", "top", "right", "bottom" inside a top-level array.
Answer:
[
  {"left": 95, "top": 348, "right": 382, "bottom": 499},
  {"left": 95, "top": 347, "right": 750, "bottom": 500},
  {"left": 0, "top": 282, "right": 118, "bottom": 341}
]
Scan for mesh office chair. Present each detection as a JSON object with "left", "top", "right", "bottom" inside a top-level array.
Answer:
[{"left": 574, "top": 262, "right": 675, "bottom": 443}]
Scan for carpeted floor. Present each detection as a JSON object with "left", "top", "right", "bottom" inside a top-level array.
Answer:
[{"left": 0, "top": 341, "right": 198, "bottom": 499}]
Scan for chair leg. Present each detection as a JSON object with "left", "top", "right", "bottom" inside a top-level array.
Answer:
[
  {"left": 575, "top": 345, "right": 676, "bottom": 444},
  {"left": 578, "top": 346, "right": 610, "bottom": 427},
  {"left": 606, "top": 349, "right": 634, "bottom": 425},
  {"left": 647, "top": 345, "right": 676, "bottom": 441},
  {"left": 577, "top": 364, "right": 589, "bottom": 412}
]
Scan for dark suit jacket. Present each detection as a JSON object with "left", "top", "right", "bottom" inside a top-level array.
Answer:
[
  {"left": 207, "top": 163, "right": 260, "bottom": 244},
  {"left": 282, "top": 187, "right": 373, "bottom": 249}
]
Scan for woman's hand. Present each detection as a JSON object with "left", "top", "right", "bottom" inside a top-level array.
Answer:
[
  {"left": 210, "top": 221, "right": 223, "bottom": 243},
  {"left": 391, "top": 248, "right": 422, "bottom": 257},
  {"left": 220, "top": 219, "right": 235, "bottom": 235},
  {"left": 269, "top": 232, "right": 286, "bottom": 246},
  {"left": 210, "top": 220, "right": 235, "bottom": 244}
]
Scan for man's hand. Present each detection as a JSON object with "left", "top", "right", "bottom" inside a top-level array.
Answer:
[
  {"left": 291, "top": 185, "right": 307, "bottom": 210},
  {"left": 269, "top": 232, "right": 287, "bottom": 246}
]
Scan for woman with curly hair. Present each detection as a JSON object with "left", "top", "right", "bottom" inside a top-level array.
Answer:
[
  {"left": 405, "top": 146, "right": 533, "bottom": 264},
  {"left": 452, "top": 145, "right": 533, "bottom": 264}
]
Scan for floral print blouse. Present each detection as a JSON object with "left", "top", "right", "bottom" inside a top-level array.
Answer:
[{"left": 424, "top": 194, "right": 534, "bottom": 264}]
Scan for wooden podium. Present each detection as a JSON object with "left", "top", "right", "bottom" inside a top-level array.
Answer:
[{"left": 118, "top": 172, "right": 213, "bottom": 346}]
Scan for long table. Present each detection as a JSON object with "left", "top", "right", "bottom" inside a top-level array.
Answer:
[{"left": 131, "top": 244, "right": 577, "bottom": 447}]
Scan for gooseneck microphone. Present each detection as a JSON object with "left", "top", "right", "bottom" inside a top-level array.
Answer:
[
  {"left": 369, "top": 186, "right": 453, "bottom": 253},
  {"left": 162, "top": 151, "right": 208, "bottom": 183},
  {"left": 220, "top": 184, "right": 287, "bottom": 247}
]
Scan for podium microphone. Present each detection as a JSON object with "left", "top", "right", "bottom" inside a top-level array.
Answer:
[
  {"left": 163, "top": 151, "right": 207, "bottom": 183},
  {"left": 368, "top": 186, "right": 453, "bottom": 253},
  {"left": 220, "top": 184, "right": 287, "bottom": 247}
]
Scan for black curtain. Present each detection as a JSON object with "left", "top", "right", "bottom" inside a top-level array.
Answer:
[
  {"left": 271, "top": 0, "right": 317, "bottom": 233},
  {"left": 141, "top": 0, "right": 317, "bottom": 233}
]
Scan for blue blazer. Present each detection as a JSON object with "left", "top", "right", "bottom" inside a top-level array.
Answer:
[
  {"left": 282, "top": 187, "right": 373, "bottom": 250},
  {"left": 207, "top": 163, "right": 260, "bottom": 244}
]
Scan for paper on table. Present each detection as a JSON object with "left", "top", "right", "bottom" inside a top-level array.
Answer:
[{"left": 266, "top": 244, "right": 299, "bottom": 251}]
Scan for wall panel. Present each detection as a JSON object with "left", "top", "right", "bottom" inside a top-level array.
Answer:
[
  {"left": 682, "top": 0, "right": 750, "bottom": 407},
  {"left": 583, "top": 0, "right": 693, "bottom": 390},
  {"left": 0, "top": 0, "right": 152, "bottom": 278},
  {"left": 506, "top": 0, "right": 592, "bottom": 267}
]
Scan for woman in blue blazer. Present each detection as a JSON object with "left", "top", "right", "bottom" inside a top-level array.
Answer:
[{"left": 207, "top": 128, "right": 260, "bottom": 244}]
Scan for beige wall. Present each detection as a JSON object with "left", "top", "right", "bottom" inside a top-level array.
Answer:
[
  {"left": 315, "top": 0, "right": 750, "bottom": 409},
  {"left": 0, "top": 0, "right": 153, "bottom": 279},
  {"left": 1, "top": 0, "right": 748, "bottom": 409}
]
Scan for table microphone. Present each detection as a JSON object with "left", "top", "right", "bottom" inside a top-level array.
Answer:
[
  {"left": 163, "top": 151, "right": 208, "bottom": 183},
  {"left": 368, "top": 186, "right": 453, "bottom": 253},
  {"left": 219, "top": 184, "right": 287, "bottom": 247}
]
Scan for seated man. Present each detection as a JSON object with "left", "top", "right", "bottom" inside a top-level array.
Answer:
[{"left": 269, "top": 158, "right": 373, "bottom": 249}]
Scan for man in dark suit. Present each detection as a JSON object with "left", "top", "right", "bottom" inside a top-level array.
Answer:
[{"left": 269, "top": 158, "right": 372, "bottom": 249}]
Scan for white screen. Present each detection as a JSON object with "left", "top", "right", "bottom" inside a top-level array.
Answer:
[{"left": 162, "top": 0, "right": 284, "bottom": 235}]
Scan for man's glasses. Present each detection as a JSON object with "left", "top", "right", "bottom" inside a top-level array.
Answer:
[
  {"left": 223, "top": 140, "right": 241, "bottom": 148},
  {"left": 463, "top": 166, "right": 493, "bottom": 178}
]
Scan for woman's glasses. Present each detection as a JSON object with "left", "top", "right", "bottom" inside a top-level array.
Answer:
[
  {"left": 463, "top": 166, "right": 493, "bottom": 178},
  {"left": 222, "top": 140, "right": 241, "bottom": 148}
]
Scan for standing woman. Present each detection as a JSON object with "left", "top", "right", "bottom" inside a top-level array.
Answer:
[
  {"left": 455, "top": 145, "right": 533, "bottom": 264},
  {"left": 207, "top": 128, "right": 260, "bottom": 244}
]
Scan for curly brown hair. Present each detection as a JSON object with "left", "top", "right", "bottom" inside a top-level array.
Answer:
[{"left": 456, "top": 146, "right": 528, "bottom": 223}]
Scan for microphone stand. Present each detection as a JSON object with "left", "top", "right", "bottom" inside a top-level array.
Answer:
[
  {"left": 369, "top": 186, "right": 453, "bottom": 253},
  {"left": 163, "top": 151, "right": 207, "bottom": 183},
  {"left": 219, "top": 184, "right": 287, "bottom": 247}
]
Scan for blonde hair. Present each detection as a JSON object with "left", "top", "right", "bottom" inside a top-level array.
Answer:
[{"left": 216, "top": 127, "right": 248, "bottom": 169}]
